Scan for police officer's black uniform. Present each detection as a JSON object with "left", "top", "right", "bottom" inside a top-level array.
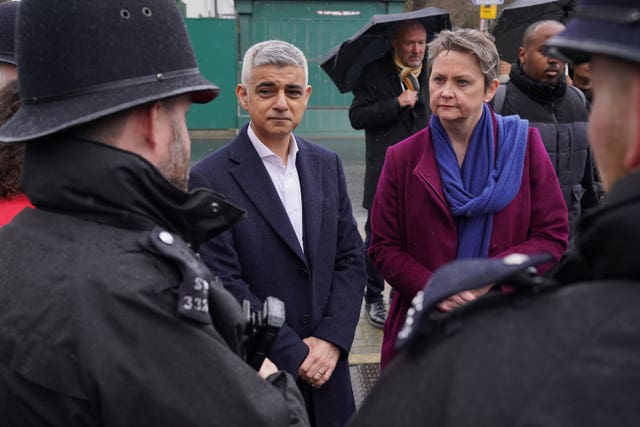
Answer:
[
  {"left": 0, "top": 0, "right": 309, "bottom": 425},
  {"left": 349, "top": 4, "right": 640, "bottom": 424}
]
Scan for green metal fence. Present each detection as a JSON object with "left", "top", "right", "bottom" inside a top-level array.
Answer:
[
  {"left": 185, "top": 18, "right": 238, "bottom": 133},
  {"left": 186, "top": 1, "right": 405, "bottom": 137}
]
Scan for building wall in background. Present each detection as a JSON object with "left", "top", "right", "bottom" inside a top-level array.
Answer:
[
  {"left": 183, "top": 0, "right": 236, "bottom": 18},
  {"left": 185, "top": 18, "right": 238, "bottom": 133},
  {"left": 237, "top": 0, "right": 404, "bottom": 137},
  {"left": 185, "top": 0, "right": 405, "bottom": 137}
]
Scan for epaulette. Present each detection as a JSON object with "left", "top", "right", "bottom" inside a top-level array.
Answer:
[
  {"left": 147, "top": 227, "right": 217, "bottom": 324},
  {"left": 145, "top": 227, "right": 245, "bottom": 354},
  {"left": 396, "top": 253, "right": 557, "bottom": 350}
]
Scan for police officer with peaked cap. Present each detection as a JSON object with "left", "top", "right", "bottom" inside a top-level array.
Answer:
[
  {"left": 0, "top": 0, "right": 309, "bottom": 425},
  {"left": 349, "top": 2, "right": 640, "bottom": 425}
]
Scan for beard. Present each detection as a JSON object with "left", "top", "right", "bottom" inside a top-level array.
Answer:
[{"left": 159, "top": 116, "right": 190, "bottom": 191}]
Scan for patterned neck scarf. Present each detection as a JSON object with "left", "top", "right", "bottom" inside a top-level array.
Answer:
[{"left": 393, "top": 53, "right": 422, "bottom": 92}]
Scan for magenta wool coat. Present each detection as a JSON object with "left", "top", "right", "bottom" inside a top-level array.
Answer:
[{"left": 369, "top": 117, "right": 569, "bottom": 369}]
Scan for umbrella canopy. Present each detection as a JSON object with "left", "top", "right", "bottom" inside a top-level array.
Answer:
[
  {"left": 492, "top": 0, "right": 576, "bottom": 64},
  {"left": 321, "top": 7, "right": 451, "bottom": 94}
]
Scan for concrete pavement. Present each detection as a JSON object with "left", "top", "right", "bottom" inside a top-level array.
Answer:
[
  {"left": 348, "top": 284, "right": 390, "bottom": 409},
  {"left": 349, "top": 292, "right": 386, "bottom": 366}
]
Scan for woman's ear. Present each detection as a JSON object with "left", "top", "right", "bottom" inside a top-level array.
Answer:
[{"left": 485, "top": 79, "right": 499, "bottom": 103}]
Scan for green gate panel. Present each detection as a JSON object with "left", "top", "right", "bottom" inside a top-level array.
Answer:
[{"left": 185, "top": 18, "right": 238, "bottom": 131}]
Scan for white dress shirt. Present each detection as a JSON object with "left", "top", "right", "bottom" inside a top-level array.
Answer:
[{"left": 247, "top": 125, "right": 304, "bottom": 252}]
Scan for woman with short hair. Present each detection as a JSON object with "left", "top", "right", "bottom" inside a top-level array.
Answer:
[{"left": 369, "top": 28, "right": 569, "bottom": 369}]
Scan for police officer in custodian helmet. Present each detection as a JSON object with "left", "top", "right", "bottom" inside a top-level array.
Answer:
[
  {"left": 349, "top": 2, "right": 640, "bottom": 425},
  {"left": 0, "top": 1, "right": 309, "bottom": 425}
]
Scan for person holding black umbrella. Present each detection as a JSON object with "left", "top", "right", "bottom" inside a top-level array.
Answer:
[
  {"left": 349, "top": 1, "right": 640, "bottom": 425},
  {"left": 0, "top": 0, "right": 309, "bottom": 425},
  {"left": 348, "top": 19, "right": 431, "bottom": 329}
]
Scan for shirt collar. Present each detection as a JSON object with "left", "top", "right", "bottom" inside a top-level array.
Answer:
[{"left": 247, "top": 122, "right": 299, "bottom": 163}]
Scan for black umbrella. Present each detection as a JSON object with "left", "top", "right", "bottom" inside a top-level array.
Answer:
[
  {"left": 320, "top": 7, "right": 451, "bottom": 94},
  {"left": 492, "top": 0, "right": 576, "bottom": 64}
]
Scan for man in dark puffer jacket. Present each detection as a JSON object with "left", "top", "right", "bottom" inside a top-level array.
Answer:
[{"left": 496, "top": 20, "right": 599, "bottom": 238}]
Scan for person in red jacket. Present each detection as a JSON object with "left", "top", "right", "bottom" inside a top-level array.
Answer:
[
  {"left": 0, "top": 2, "right": 31, "bottom": 226},
  {"left": 0, "top": 81, "right": 32, "bottom": 227}
]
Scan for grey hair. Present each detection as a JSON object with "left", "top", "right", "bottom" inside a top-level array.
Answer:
[
  {"left": 392, "top": 19, "right": 426, "bottom": 42},
  {"left": 241, "top": 40, "right": 308, "bottom": 87},
  {"left": 427, "top": 28, "right": 499, "bottom": 89}
]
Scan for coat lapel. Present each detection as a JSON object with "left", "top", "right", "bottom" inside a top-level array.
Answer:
[
  {"left": 413, "top": 131, "right": 449, "bottom": 210},
  {"left": 227, "top": 131, "right": 307, "bottom": 263},
  {"left": 296, "top": 139, "right": 322, "bottom": 267}
]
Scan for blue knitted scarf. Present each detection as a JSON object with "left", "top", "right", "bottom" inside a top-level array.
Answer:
[{"left": 430, "top": 103, "right": 529, "bottom": 259}]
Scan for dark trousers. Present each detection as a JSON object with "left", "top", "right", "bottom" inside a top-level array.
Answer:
[{"left": 364, "top": 210, "right": 385, "bottom": 303}]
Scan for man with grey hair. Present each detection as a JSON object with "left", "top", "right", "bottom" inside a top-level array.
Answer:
[
  {"left": 349, "top": 19, "right": 431, "bottom": 329},
  {"left": 190, "top": 39, "right": 366, "bottom": 427}
]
